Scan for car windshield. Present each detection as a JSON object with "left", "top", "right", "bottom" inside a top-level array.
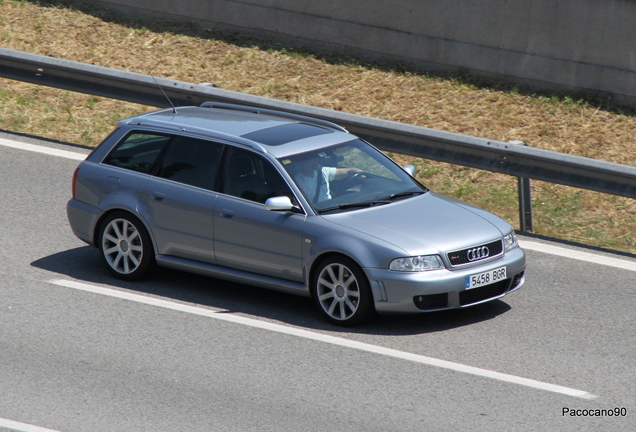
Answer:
[{"left": 279, "top": 139, "right": 427, "bottom": 213}]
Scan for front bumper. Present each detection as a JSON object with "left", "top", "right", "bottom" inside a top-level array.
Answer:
[{"left": 366, "top": 246, "right": 526, "bottom": 314}]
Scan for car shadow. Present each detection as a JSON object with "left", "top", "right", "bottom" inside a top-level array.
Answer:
[{"left": 31, "top": 246, "right": 512, "bottom": 336}]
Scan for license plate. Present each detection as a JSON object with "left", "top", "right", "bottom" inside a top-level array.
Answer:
[{"left": 465, "top": 266, "right": 507, "bottom": 289}]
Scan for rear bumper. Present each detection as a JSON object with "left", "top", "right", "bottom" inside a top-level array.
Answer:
[
  {"left": 66, "top": 198, "right": 102, "bottom": 246},
  {"left": 366, "top": 246, "right": 527, "bottom": 314}
]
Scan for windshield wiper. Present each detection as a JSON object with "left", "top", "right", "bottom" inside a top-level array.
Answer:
[
  {"left": 317, "top": 200, "right": 389, "bottom": 214},
  {"left": 386, "top": 190, "right": 427, "bottom": 201}
]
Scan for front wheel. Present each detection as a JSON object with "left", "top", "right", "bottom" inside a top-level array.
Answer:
[
  {"left": 98, "top": 211, "right": 155, "bottom": 280},
  {"left": 311, "top": 256, "right": 375, "bottom": 326}
]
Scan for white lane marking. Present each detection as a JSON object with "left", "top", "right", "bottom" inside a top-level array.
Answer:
[
  {"left": 49, "top": 278, "right": 598, "bottom": 400},
  {"left": 0, "top": 137, "right": 86, "bottom": 160},
  {"left": 0, "top": 418, "right": 64, "bottom": 432},
  {"left": 519, "top": 240, "right": 636, "bottom": 272}
]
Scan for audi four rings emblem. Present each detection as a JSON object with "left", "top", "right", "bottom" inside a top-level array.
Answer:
[{"left": 467, "top": 246, "right": 490, "bottom": 261}]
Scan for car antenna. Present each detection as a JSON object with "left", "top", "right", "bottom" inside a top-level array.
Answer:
[{"left": 151, "top": 74, "right": 177, "bottom": 114}]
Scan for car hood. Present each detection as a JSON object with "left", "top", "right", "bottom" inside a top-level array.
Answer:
[{"left": 322, "top": 191, "right": 511, "bottom": 255}]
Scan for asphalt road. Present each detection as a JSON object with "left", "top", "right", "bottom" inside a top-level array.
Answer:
[{"left": 1, "top": 132, "right": 634, "bottom": 432}]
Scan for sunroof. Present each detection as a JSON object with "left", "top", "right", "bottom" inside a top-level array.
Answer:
[{"left": 241, "top": 123, "right": 334, "bottom": 145}]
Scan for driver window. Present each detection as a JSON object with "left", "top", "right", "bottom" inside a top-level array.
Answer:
[{"left": 223, "top": 147, "right": 294, "bottom": 204}]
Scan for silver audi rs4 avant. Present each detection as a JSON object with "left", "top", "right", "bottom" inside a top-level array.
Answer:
[{"left": 67, "top": 103, "right": 526, "bottom": 326}]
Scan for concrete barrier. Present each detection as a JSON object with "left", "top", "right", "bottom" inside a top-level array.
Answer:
[{"left": 96, "top": 0, "right": 636, "bottom": 105}]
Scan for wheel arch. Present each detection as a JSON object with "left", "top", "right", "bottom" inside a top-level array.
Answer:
[
  {"left": 308, "top": 252, "right": 377, "bottom": 325},
  {"left": 304, "top": 230, "right": 402, "bottom": 297},
  {"left": 93, "top": 207, "right": 157, "bottom": 255},
  {"left": 307, "top": 251, "right": 365, "bottom": 299}
]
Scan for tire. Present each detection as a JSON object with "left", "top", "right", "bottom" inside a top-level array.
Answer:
[
  {"left": 311, "top": 256, "right": 375, "bottom": 326},
  {"left": 98, "top": 211, "right": 155, "bottom": 280}
]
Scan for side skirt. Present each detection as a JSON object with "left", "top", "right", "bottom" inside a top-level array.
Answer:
[{"left": 156, "top": 255, "right": 310, "bottom": 297}]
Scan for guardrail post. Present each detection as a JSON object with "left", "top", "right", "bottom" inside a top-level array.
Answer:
[{"left": 509, "top": 141, "right": 533, "bottom": 233}]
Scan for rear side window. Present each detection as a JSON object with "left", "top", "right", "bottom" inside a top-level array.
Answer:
[
  {"left": 103, "top": 132, "right": 172, "bottom": 174},
  {"left": 158, "top": 136, "right": 223, "bottom": 190}
]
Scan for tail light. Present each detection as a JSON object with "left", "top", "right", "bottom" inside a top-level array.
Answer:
[{"left": 72, "top": 167, "right": 80, "bottom": 199}]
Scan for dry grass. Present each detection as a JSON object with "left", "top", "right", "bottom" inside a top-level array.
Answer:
[{"left": 2, "top": 0, "right": 636, "bottom": 253}]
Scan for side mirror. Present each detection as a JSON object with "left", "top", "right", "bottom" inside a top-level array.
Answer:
[
  {"left": 403, "top": 164, "right": 418, "bottom": 177},
  {"left": 264, "top": 196, "right": 294, "bottom": 211}
]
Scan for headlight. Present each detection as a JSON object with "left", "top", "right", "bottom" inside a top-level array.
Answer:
[
  {"left": 503, "top": 231, "right": 518, "bottom": 252},
  {"left": 390, "top": 255, "right": 444, "bottom": 272}
]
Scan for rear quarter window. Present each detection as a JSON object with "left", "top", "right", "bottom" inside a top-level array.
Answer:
[{"left": 103, "top": 132, "right": 172, "bottom": 174}]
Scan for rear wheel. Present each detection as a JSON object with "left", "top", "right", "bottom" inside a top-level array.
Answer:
[
  {"left": 98, "top": 212, "right": 155, "bottom": 280},
  {"left": 311, "top": 256, "right": 375, "bottom": 326}
]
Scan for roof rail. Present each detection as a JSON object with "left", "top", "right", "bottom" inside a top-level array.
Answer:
[{"left": 199, "top": 102, "right": 348, "bottom": 133}]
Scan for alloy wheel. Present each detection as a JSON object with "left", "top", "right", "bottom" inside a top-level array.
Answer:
[
  {"left": 101, "top": 217, "right": 144, "bottom": 275},
  {"left": 316, "top": 262, "right": 361, "bottom": 321}
]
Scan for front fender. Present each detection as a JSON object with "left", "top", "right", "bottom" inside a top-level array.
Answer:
[{"left": 302, "top": 216, "right": 408, "bottom": 272}]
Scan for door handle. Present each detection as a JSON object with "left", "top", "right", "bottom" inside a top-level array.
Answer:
[
  {"left": 220, "top": 209, "right": 234, "bottom": 218},
  {"left": 150, "top": 191, "right": 165, "bottom": 201}
]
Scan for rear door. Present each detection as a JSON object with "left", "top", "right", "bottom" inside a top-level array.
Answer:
[{"left": 138, "top": 135, "right": 223, "bottom": 263}]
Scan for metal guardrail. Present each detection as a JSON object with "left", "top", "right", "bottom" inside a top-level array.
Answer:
[{"left": 2, "top": 47, "right": 636, "bottom": 230}]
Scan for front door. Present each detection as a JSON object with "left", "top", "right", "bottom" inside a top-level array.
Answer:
[{"left": 213, "top": 147, "right": 305, "bottom": 282}]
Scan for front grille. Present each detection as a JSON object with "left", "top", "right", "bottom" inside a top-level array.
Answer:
[
  {"left": 459, "top": 279, "right": 509, "bottom": 306},
  {"left": 447, "top": 239, "right": 503, "bottom": 266},
  {"left": 413, "top": 293, "right": 448, "bottom": 311}
]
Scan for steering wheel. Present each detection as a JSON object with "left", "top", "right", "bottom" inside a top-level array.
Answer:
[{"left": 341, "top": 171, "right": 368, "bottom": 192}]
